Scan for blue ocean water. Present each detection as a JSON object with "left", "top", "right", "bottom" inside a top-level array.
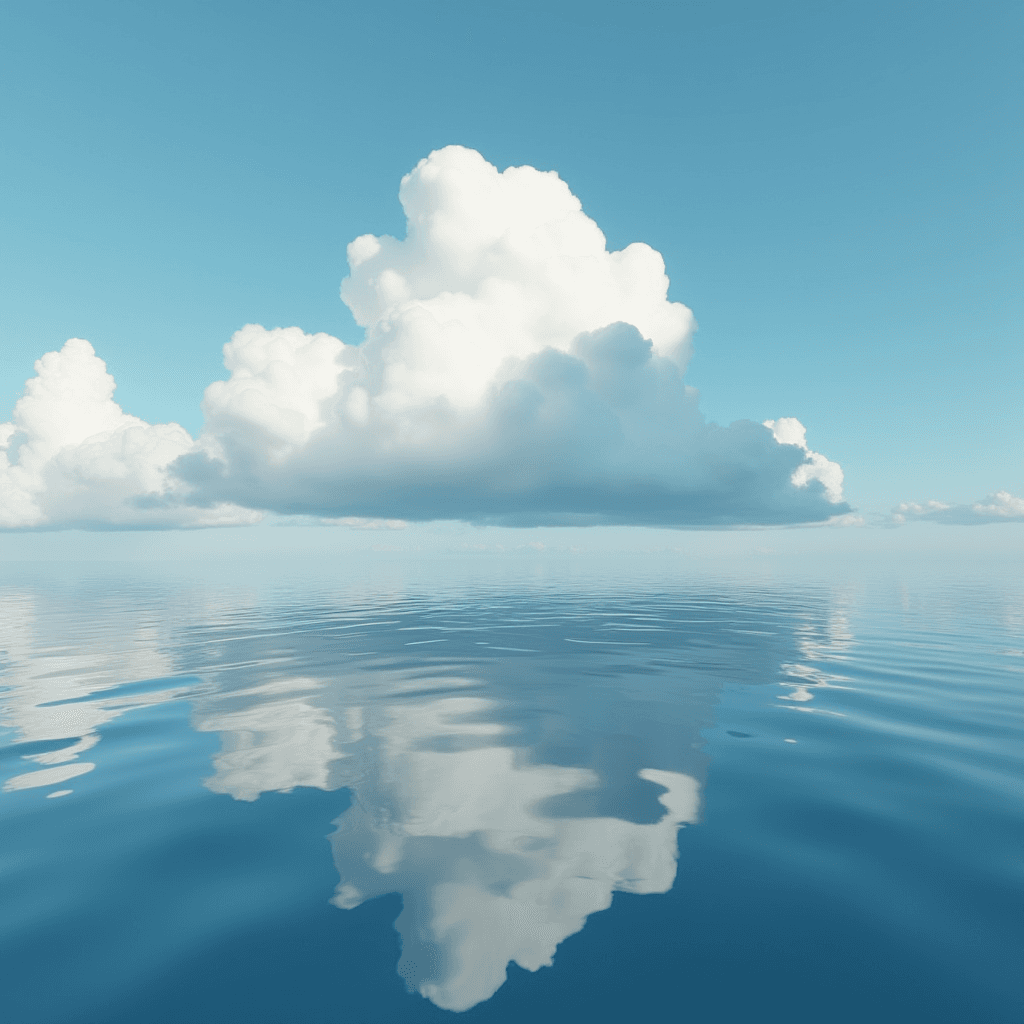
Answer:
[{"left": 1, "top": 552, "right": 1021, "bottom": 1023}]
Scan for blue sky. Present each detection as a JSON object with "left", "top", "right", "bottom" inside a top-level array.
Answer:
[{"left": 1, "top": 0, "right": 1021, "bottom": 539}]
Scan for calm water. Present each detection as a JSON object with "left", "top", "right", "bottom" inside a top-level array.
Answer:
[{"left": 1, "top": 553, "right": 1022, "bottom": 1023}]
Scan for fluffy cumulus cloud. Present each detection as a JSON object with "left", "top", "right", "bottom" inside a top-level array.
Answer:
[
  {"left": 0, "top": 339, "right": 259, "bottom": 529},
  {"left": 892, "top": 491, "right": 1024, "bottom": 525},
  {"left": 2, "top": 146, "right": 849, "bottom": 529}
]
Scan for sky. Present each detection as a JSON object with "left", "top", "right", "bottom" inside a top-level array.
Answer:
[{"left": 0, "top": 0, "right": 1021, "bottom": 549}]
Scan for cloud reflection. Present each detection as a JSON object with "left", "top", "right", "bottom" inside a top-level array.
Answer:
[
  {"left": 326, "top": 695, "right": 699, "bottom": 1011},
  {"left": 194, "top": 671, "right": 702, "bottom": 1011},
  {"left": 195, "top": 677, "right": 342, "bottom": 802},
  {"left": 778, "top": 597, "right": 855, "bottom": 712},
  {"left": 0, "top": 588, "right": 180, "bottom": 793}
]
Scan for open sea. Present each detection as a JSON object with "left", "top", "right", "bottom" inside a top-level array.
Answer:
[{"left": 1, "top": 549, "right": 1022, "bottom": 1023}]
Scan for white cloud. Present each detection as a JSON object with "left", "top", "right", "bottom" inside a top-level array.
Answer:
[
  {"left": 2, "top": 147, "right": 849, "bottom": 529},
  {"left": 0, "top": 339, "right": 258, "bottom": 529},
  {"left": 764, "top": 417, "right": 844, "bottom": 504},
  {"left": 341, "top": 145, "right": 694, "bottom": 411},
  {"left": 892, "top": 491, "right": 1024, "bottom": 525}
]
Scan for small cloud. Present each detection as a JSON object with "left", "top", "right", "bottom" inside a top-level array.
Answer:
[
  {"left": 317, "top": 517, "right": 408, "bottom": 530},
  {"left": 818, "top": 512, "right": 865, "bottom": 528},
  {"left": 891, "top": 491, "right": 1024, "bottom": 525}
]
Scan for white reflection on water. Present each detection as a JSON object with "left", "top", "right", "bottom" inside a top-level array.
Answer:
[
  {"left": 195, "top": 674, "right": 702, "bottom": 1011},
  {"left": 326, "top": 694, "right": 698, "bottom": 1012},
  {"left": 778, "top": 595, "right": 856, "bottom": 711},
  {"left": 0, "top": 589, "right": 179, "bottom": 792},
  {"left": 196, "top": 677, "right": 342, "bottom": 802}
]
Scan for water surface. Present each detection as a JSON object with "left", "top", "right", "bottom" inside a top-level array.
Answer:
[{"left": 2, "top": 553, "right": 1021, "bottom": 1022}]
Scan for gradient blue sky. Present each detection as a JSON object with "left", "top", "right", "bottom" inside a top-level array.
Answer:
[{"left": 1, "top": 0, "right": 1021, "bottom": 528}]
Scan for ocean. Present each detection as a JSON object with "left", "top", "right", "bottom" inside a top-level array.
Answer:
[{"left": 2, "top": 549, "right": 1021, "bottom": 1023}]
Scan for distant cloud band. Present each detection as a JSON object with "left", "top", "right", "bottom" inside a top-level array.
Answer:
[{"left": 892, "top": 491, "right": 1024, "bottom": 525}]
